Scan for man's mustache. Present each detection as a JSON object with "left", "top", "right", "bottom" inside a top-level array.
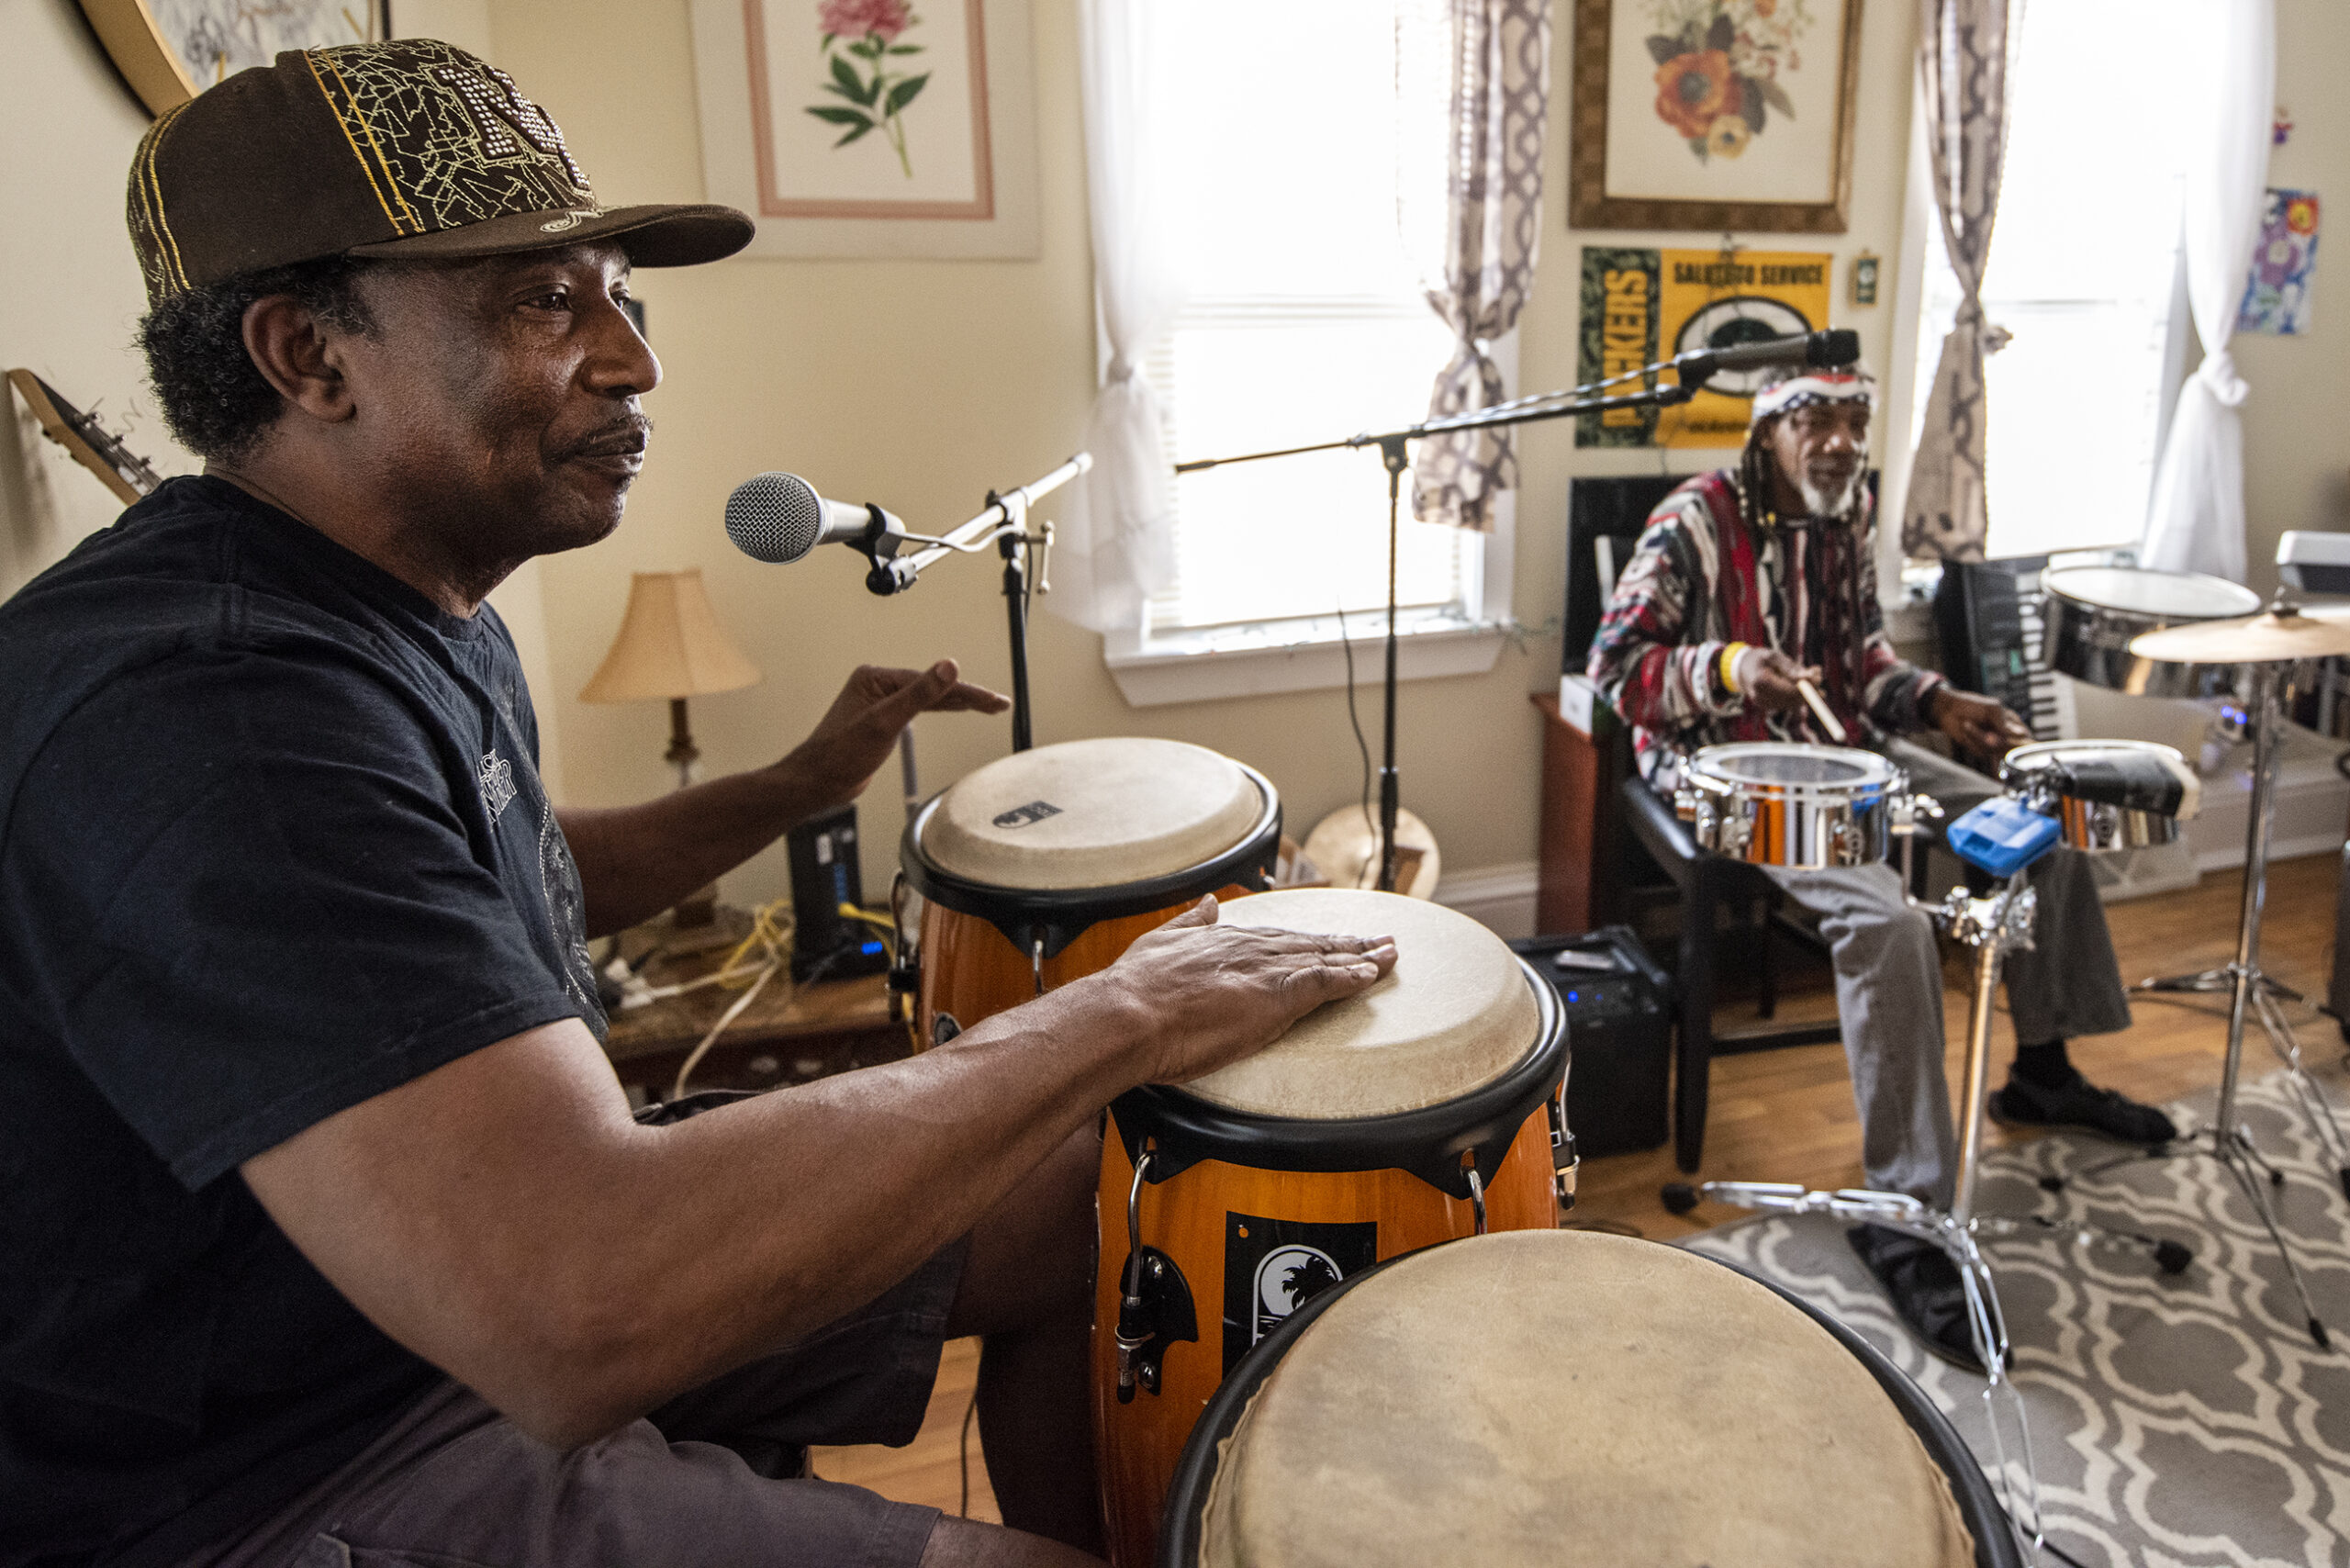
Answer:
[{"left": 563, "top": 413, "right": 654, "bottom": 461}]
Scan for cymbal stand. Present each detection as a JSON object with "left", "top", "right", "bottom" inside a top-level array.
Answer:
[{"left": 2053, "top": 658, "right": 2344, "bottom": 1344}]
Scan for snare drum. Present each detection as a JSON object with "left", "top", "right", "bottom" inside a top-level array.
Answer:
[
  {"left": 900, "top": 737, "right": 1281, "bottom": 1045},
  {"left": 1162, "top": 1231, "right": 2012, "bottom": 1568},
  {"left": 2042, "top": 566, "right": 2262, "bottom": 699},
  {"left": 2001, "top": 738, "right": 2190, "bottom": 853},
  {"left": 1095, "top": 890, "right": 1570, "bottom": 1568},
  {"left": 1675, "top": 742, "right": 1920, "bottom": 868}
]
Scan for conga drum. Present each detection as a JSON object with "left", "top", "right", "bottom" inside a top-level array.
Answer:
[
  {"left": 1094, "top": 889, "right": 1572, "bottom": 1568},
  {"left": 900, "top": 737, "right": 1281, "bottom": 1046},
  {"left": 1161, "top": 1231, "right": 2020, "bottom": 1568}
]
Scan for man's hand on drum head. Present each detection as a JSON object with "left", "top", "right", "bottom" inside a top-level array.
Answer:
[
  {"left": 778, "top": 661, "right": 1011, "bottom": 811},
  {"left": 1739, "top": 648, "right": 1822, "bottom": 714},
  {"left": 1106, "top": 896, "right": 1397, "bottom": 1084}
]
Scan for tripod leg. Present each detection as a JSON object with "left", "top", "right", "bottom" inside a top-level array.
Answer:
[
  {"left": 2220, "top": 1137, "right": 2332, "bottom": 1350},
  {"left": 2251, "top": 984, "right": 2350, "bottom": 1197}
]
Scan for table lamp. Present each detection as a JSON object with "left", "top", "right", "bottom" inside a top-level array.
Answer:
[{"left": 581, "top": 569, "right": 760, "bottom": 932}]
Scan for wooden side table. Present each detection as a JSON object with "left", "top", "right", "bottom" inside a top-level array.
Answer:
[
  {"left": 601, "top": 938, "right": 912, "bottom": 1103},
  {"left": 1531, "top": 691, "right": 1632, "bottom": 936}
]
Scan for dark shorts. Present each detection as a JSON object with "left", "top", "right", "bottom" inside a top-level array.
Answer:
[{"left": 185, "top": 1240, "right": 968, "bottom": 1568}]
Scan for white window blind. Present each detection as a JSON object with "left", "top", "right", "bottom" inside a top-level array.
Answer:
[
  {"left": 1912, "top": 0, "right": 2190, "bottom": 561},
  {"left": 1144, "top": 0, "right": 1476, "bottom": 642}
]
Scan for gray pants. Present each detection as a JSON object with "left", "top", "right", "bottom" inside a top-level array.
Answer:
[{"left": 1764, "top": 737, "right": 2132, "bottom": 1205}]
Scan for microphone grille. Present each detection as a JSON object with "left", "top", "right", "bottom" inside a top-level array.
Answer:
[{"left": 724, "top": 472, "right": 824, "bottom": 564}]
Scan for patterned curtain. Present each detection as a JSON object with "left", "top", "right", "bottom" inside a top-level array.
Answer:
[
  {"left": 1901, "top": 0, "right": 2018, "bottom": 563},
  {"left": 1410, "top": 0, "right": 1552, "bottom": 533}
]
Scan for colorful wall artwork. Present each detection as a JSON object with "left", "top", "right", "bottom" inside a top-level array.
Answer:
[
  {"left": 1576, "top": 245, "right": 1834, "bottom": 447},
  {"left": 2238, "top": 188, "right": 2319, "bottom": 337}
]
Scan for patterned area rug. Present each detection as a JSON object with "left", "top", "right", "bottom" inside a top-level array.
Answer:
[{"left": 1683, "top": 1067, "right": 2350, "bottom": 1568}]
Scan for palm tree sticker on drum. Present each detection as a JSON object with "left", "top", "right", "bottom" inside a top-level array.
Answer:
[
  {"left": 1645, "top": 0, "right": 1811, "bottom": 164},
  {"left": 1222, "top": 1215, "right": 1376, "bottom": 1372},
  {"left": 805, "top": 0, "right": 932, "bottom": 177}
]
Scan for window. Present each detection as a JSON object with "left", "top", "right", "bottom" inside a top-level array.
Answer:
[
  {"left": 1909, "top": 0, "right": 2190, "bottom": 560},
  {"left": 1137, "top": 0, "right": 1493, "bottom": 654}
]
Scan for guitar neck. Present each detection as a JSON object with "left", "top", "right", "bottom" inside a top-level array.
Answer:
[{"left": 6, "top": 368, "right": 162, "bottom": 505}]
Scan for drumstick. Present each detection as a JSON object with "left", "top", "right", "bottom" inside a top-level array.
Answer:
[{"left": 1796, "top": 678, "right": 1849, "bottom": 744}]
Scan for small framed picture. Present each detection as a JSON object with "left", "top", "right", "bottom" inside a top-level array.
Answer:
[
  {"left": 689, "top": 0, "right": 1040, "bottom": 259},
  {"left": 1568, "top": 0, "right": 1864, "bottom": 234},
  {"left": 1850, "top": 251, "right": 1880, "bottom": 306}
]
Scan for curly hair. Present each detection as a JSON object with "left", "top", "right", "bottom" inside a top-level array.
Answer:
[{"left": 138, "top": 255, "right": 381, "bottom": 464}]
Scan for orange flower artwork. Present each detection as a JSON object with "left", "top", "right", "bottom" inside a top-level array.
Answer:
[{"left": 1643, "top": 0, "right": 1811, "bottom": 163}]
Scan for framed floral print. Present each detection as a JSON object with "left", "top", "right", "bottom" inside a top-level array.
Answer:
[
  {"left": 1568, "top": 0, "right": 1863, "bottom": 233},
  {"left": 689, "top": 0, "right": 1040, "bottom": 259}
]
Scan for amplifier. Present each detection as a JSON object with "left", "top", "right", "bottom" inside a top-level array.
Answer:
[{"left": 1512, "top": 925, "right": 1673, "bottom": 1159}]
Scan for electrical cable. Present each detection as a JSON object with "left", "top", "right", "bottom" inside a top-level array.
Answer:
[
  {"left": 957, "top": 1387, "right": 979, "bottom": 1517},
  {"left": 1336, "top": 603, "right": 1374, "bottom": 859},
  {"left": 666, "top": 899, "right": 795, "bottom": 1100}
]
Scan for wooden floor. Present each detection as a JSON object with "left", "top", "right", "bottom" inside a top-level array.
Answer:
[{"left": 813, "top": 851, "right": 2345, "bottom": 1523}]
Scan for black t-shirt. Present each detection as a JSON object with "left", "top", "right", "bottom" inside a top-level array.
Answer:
[{"left": 0, "top": 477, "right": 605, "bottom": 1566}]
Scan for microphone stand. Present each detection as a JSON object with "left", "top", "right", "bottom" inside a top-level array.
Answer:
[
  {"left": 857, "top": 453, "right": 1091, "bottom": 755},
  {"left": 1176, "top": 368, "right": 1707, "bottom": 891}
]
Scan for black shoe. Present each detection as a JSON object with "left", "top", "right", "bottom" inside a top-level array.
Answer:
[
  {"left": 1988, "top": 1071, "right": 2178, "bottom": 1145},
  {"left": 1846, "top": 1224, "right": 1984, "bottom": 1373}
]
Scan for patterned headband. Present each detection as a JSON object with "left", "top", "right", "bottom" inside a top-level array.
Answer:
[{"left": 1750, "top": 371, "right": 1877, "bottom": 425}]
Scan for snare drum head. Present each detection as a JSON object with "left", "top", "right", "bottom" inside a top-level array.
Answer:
[
  {"left": 920, "top": 738, "right": 1264, "bottom": 890},
  {"left": 1178, "top": 889, "right": 1537, "bottom": 1121},
  {"left": 1691, "top": 740, "right": 1892, "bottom": 789},
  {"left": 2044, "top": 566, "right": 2261, "bottom": 620},
  {"left": 1199, "top": 1231, "right": 1974, "bottom": 1568}
]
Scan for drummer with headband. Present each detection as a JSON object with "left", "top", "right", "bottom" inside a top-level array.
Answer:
[{"left": 1587, "top": 364, "right": 2176, "bottom": 1368}]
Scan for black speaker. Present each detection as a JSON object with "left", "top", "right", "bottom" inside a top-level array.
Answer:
[
  {"left": 1512, "top": 925, "right": 1672, "bottom": 1159},
  {"left": 786, "top": 805, "right": 890, "bottom": 983}
]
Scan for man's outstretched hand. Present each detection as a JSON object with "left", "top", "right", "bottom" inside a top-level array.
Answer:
[
  {"left": 780, "top": 661, "right": 1011, "bottom": 812},
  {"left": 1929, "top": 687, "right": 2031, "bottom": 758},
  {"left": 1091, "top": 896, "right": 1399, "bottom": 1087}
]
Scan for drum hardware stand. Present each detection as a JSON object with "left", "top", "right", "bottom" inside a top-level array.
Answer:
[
  {"left": 1666, "top": 797, "right": 2210, "bottom": 1567},
  {"left": 2047, "top": 655, "right": 2347, "bottom": 1343},
  {"left": 1173, "top": 337, "right": 1856, "bottom": 888},
  {"left": 856, "top": 452, "right": 1091, "bottom": 756},
  {"left": 1113, "top": 1150, "right": 1197, "bottom": 1402}
]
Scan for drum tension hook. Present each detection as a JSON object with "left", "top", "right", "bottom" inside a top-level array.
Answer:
[
  {"left": 1463, "top": 1154, "right": 1488, "bottom": 1236},
  {"left": 1113, "top": 1150, "right": 1197, "bottom": 1403}
]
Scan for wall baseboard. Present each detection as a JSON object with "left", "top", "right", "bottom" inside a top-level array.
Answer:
[{"left": 1435, "top": 861, "right": 1542, "bottom": 941}]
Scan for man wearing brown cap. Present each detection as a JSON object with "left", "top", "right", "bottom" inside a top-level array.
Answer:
[{"left": 0, "top": 41, "right": 1393, "bottom": 1568}]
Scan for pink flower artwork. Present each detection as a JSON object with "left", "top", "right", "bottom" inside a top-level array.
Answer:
[{"left": 806, "top": 1, "right": 930, "bottom": 177}]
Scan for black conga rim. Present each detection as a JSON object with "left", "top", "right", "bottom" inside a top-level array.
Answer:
[
  {"left": 1155, "top": 1237, "right": 2026, "bottom": 1568},
  {"left": 901, "top": 763, "right": 1282, "bottom": 960},
  {"left": 1110, "top": 960, "right": 1567, "bottom": 1200}
]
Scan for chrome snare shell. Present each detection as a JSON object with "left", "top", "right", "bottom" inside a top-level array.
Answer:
[
  {"left": 1999, "top": 738, "right": 2188, "bottom": 854},
  {"left": 1673, "top": 743, "right": 1927, "bottom": 869},
  {"left": 2041, "top": 566, "right": 2261, "bottom": 700}
]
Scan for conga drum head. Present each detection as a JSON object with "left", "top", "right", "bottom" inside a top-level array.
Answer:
[
  {"left": 920, "top": 737, "right": 1265, "bottom": 890},
  {"left": 1177, "top": 889, "right": 1539, "bottom": 1121},
  {"left": 1194, "top": 1231, "right": 1975, "bottom": 1568}
]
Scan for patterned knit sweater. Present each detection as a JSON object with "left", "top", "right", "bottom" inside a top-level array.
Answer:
[{"left": 1585, "top": 471, "right": 1946, "bottom": 787}]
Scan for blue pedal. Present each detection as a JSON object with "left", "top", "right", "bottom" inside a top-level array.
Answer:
[{"left": 1943, "top": 796, "right": 2063, "bottom": 878}]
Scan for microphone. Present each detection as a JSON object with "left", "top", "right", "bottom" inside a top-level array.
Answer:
[
  {"left": 1673, "top": 329, "right": 1862, "bottom": 382},
  {"left": 724, "top": 472, "right": 906, "bottom": 565}
]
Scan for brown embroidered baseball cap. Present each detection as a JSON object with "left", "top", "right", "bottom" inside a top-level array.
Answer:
[{"left": 128, "top": 39, "right": 753, "bottom": 305}]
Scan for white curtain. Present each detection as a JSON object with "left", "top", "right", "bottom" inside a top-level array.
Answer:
[
  {"left": 1900, "top": 0, "right": 2017, "bottom": 564},
  {"left": 2139, "top": 0, "right": 2275, "bottom": 582},
  {"left": 1055, "top": 0, "right": 1183, "bottom": 633},
  {"left": 1410, "top": 0, "right": 1551, "bottom": 532}
]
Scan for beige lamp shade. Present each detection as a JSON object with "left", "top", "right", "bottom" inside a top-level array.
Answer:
[{"left": 580, "top": 570, "right": 762, "bottom": 703}]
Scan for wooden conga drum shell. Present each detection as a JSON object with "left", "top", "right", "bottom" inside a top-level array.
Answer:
[
  {"left": 901, "top": 744, "right": 1281, "bottom": 1045},
  {"left": 1092, "top": 1117, "right": 1558, "bottom": 1568},
  {"left": 1089, "top": 892, "right": 1569, "bottom": 1568}
]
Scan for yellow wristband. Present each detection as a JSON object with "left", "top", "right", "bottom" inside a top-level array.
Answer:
[{"left": 1719, "top": 643, "right": 1749, "bottom": 694}]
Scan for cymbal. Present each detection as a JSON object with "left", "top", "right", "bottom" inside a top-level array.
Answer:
[
  {"left": 2129, "top": 603, "right": 2350, "bottom": 664},
  {"left": 1301, "top": 805, "right": 1442, "bottom": 900}
]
